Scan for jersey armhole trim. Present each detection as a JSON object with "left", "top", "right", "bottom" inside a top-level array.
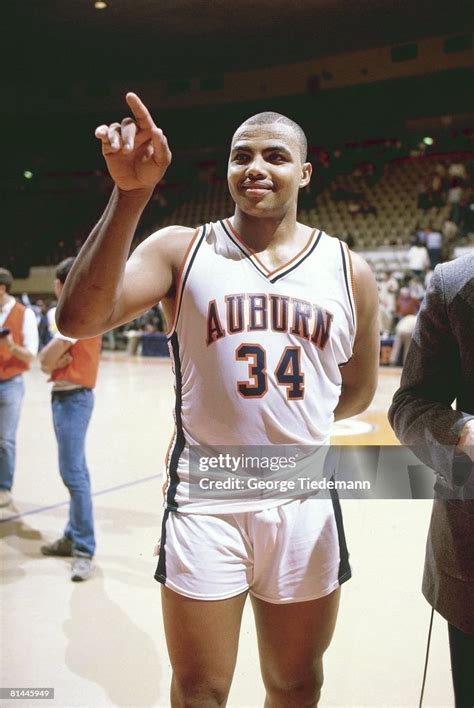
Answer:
[
  {"left": 339, "top": 241, "right": 357, "bottom": 338},
  {"left": 166, "top": 225, "right": 207, "bottom": 338}
]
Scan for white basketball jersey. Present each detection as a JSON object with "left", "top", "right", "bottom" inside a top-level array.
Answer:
[{"left": 163, "top": 219, "right": 356, "bottom": 513}]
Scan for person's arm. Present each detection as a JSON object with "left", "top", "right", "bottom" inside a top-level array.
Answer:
[
  {"left": 334, "top": 251, "right": 380, "bottom": 421},
  {"left": 56, "top": 93, "right": 191, "bottom": 338},
  {"left": 2, "top": 307, "right": 39, "bottom": 364},
  {"left": 388, "top": 266, "right": 474, "bottom": 487},
  {"left": 38, "top": 338, "right": 73, "bottom": 374},
  {"left": 3, "top": 333, "right": 34, "bottom": 364}
]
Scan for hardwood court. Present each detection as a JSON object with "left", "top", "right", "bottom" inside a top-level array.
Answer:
[{"left": 0, "top": 354, "right": 453, "bottom": 707}]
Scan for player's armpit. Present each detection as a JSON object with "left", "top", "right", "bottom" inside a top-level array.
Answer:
[
  {"left": 334, "top": 252, "right": 379, "bottom": 421},
  {"left": 105, "top": 225, "right": 196, "bottom": 331}
]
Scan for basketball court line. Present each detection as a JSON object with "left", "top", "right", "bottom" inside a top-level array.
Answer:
[{"left": 0, "top": 473, "right": 160, "bottom": 524}]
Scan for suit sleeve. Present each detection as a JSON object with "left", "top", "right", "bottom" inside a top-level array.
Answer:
[{"left": 388, "top": 265, "right": 474, "bottom": 489}]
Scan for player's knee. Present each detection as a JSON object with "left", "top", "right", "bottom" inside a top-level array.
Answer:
[
  {"left": 171, "top": 673, "right": 230, "bottom": 707},
  {"left": 265, "top": 680, "right": 322, "bottom": 707},
  {"left": 263, "top": 665, "right": 323, "bottom": 706}
]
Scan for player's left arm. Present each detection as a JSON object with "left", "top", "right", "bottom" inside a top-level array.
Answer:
[
  {"left": 39, "top": 338, "right": 73, "bottom": 374},
  {"left": 334, "top": 252, "right": 379, "bottom": 421}
]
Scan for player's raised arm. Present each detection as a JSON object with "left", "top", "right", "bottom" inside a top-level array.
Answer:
[{"left": 56, "top": 93, "right": 179, "bottom": 338}]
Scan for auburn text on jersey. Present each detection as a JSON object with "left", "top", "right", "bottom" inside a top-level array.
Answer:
[{"left": 206, "top": 293, "right": 333, "bottom": 350}]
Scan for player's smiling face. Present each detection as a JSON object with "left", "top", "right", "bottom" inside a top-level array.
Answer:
[{"left": 227, "top": 124, "right": 311, "bottom": 218}]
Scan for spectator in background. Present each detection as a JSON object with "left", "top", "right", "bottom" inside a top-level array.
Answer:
[
  {"left": 347, "top": 199, "right": 361, "bottom": 216},
  {"left": 419, "top": 225, "right": 430, "bottom": 245},
  {"left": 407, "top": 276, "right": 425, "bottom": 304},
  {"left": 38, "top": 257, "right": 102, "bottom": 582},
  {"left": 442, "top": 218, "right": 458, "bottom": 246},
  {"left": 426, "top": 224, "right": 443, "bottom": 270},
  {"left": 410, "top": 223, "right": 424, "bottom": 246},
  {"left": 407, "top": 236, "right": 430, "bottom": 277},
  {"left": 429, "top": 172, "right": 445, "bottom": 208},
  {"left": 447, "top": 178, "right": 464, "bottom": 226},
  {"left": 395, "top": 286, "right": 420, "bottom": 324},
  {"left": 35, "top": 299, "right": 53, "bottom": 351},
  {"left": 0, "top": 268, "right": 39, "bottom": 507},
  {"left": 448, "top": 160, "right": 467, "bottom": 182},
  {"left": 123, "top": 320, "right": 142, "bottom": 355},
  {"left": 122, "top": 305, "right": 165, "bottom": 355},
  {"left": 417, "top": 179, "right": 430, "bottom": 210},
  {"left": 389, "top": 313, "right": 418, "bottom": 366},
  {"left": 378, "top": 271, "right": 399, "bottom": 334}
]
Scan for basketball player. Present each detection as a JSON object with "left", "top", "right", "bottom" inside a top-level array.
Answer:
[{"left": 57, "top": 93, "right": 379, "bottom": 706}]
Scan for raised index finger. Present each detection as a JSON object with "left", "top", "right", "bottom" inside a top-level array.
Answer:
[{"left": 125, "top": 92, "right": 156, "bottom": 130}]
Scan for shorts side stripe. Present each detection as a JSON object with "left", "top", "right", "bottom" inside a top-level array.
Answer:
[
  {"left": 166, "top": 333, "right": 185, "bottom": 511},
  {"left": 329, "top": 486, "right": 351, "bottom": 584},
  {"left": 154, "top": 508, "right": 170, "bottom": 584}
]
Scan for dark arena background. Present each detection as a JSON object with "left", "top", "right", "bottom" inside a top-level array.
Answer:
[{"left": 1, "top": 1, "right": 473, "bottom": 706}]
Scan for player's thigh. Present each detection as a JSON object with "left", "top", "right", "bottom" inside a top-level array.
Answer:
[
  {"left": 251, "top": 587, "right": 341, "bottom": 681},
  {"left": 161, "top": 585, "right": 248, "bottom": 685}
]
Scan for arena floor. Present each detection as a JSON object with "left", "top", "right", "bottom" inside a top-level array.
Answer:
[{"left": 0, "top": 354, "right": 454, "bottom": 707}]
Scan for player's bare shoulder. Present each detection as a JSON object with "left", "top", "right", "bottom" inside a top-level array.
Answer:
[{"left": 133, "top": 224, "right": 196, "bottom": 277}]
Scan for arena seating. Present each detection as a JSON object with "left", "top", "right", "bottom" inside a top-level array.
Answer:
[{"left": 152, "top": 150, "right": 473, "bottom": 275}]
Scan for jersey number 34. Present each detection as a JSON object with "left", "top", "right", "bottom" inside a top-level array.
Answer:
[{"left": 236, "top": 344, "right": 304, "bottom": 400}]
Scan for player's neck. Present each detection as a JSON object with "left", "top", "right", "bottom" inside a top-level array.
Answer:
[{"left": 230, "top": 209, "right": 301, "bottom": 251}]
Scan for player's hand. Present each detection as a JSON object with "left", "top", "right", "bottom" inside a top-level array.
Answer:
[
  {"left": 4, "top": 334, "right": 15, "bottom": 351},
  {"left": 52, "top": 352, "right": 73, "bottom": 370},
  {"left": 95, "top": 93, "right": 172, "bottom": 192}
]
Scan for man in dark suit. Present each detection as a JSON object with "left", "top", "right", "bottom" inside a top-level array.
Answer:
[{"left": 389, "top": 253, "right": 473, "bottom": 707}]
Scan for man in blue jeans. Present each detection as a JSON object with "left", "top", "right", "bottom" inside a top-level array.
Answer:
[
  {"left": 39, "top": 258, "right": 102, "bottom": 581},
  {"left": 0, "top": 268, "right": 39, "bottom": 508}
]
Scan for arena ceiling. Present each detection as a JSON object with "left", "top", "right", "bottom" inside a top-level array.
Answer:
[{"left": 5, "top": 0, "right": 474, "bottom": 84}]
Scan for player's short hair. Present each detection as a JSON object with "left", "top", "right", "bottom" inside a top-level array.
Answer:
[
  {"left": 234, "top": 112, "right": 308, "bottom": 162},
  {"left": 0, "top": 268, "right": 13, "bottom": 293},
  {"left": 55, "top": 257, "right": 75, "bottom": 284}
]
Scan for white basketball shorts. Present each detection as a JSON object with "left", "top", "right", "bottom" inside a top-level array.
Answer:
[{"left": 154, "top": 496, "right": 351, "bottom": 603}]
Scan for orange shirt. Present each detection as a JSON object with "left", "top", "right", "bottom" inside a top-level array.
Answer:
[
  {"left": 0, "top": 303, "right": 29, "bottom": 380},
  {"left": 51, "top": 336, "right": 102, "bottom": 389}
]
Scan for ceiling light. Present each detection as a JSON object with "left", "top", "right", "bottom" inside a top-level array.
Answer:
[
  {"left": 23, "top": 170, "right": 33, "bottom": 179},
  {"left": 95, "top": 1, "right": 107, "bottom": 9},
  {"left": 423, "top": 136, "right": 434, "bottom": 146}
]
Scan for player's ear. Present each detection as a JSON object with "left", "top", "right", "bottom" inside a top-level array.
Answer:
[{"left": 299, "top": 162, "right": 312, "bottom": 188}]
